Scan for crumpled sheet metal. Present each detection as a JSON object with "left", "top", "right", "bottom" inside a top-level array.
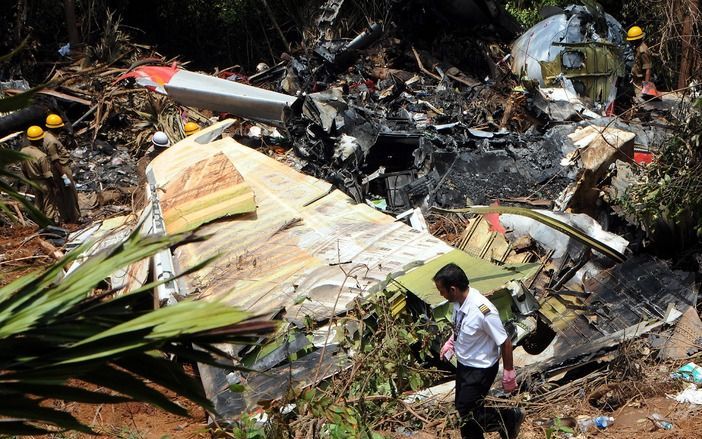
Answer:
[
  {"left": 155, "top": 152, "right": 256, "bottom": 234},
  {"left": 515, "top": 256, "right": 697, "bottom": 374},
  {"left": 200, "top": 347, "right": 350, "bottom": 419},
  {"left": 146, "top": 120, "right": 235, "bottom": 185},
  {"left": 120, "top": 67, "right": 299, "bottom": 126},
  {"left": 511, "top": 6, "right": 624, "bottom": 84},
  {"left": 387, "top": 250, "right": 541, "bottom": 309},
  {"left": 65, "top": 215, "right": 148, "bottom": 295},
  {"left": 157, "top": 131, "right": 453, "bottom": 320},
  {"left": 500, "top": 210, "right": 629, "bottom": 260}
]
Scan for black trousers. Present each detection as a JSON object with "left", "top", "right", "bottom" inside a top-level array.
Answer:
[{"left": 455, "top": 362, "right": 517, "bottom": 439}]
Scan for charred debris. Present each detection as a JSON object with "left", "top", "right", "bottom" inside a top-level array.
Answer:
[{"left": 1, "top": 0, "right": 700, "bottom": 432}]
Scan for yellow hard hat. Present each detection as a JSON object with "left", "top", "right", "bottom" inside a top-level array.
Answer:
[
  {"left": 184, "top": 121, "right": 200, "bottom": 136},
  {"left": 27, "top": 125, "right": 45, "bottom": 141},
  {"left": 45, "top": 113, "right": 65, "bottom": 129},
  {"left": 626, "top": 26, "right": 644, "bottom": 41}
]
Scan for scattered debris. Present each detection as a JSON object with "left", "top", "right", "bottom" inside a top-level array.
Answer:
[
  {"left": 511, "top": 4, "right": 626, "bottom": 106},
  {"left": 2, "top": 1, "right": 701, "bottom": 437},
  {"left": 672, "top": 362, "right": 702, "bottom": 385},
  {"left": 673, "top": 384, "right": 702, "bottom": 405}
]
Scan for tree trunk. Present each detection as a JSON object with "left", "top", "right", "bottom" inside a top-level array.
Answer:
[
  {"left": 261, "top": 0, "right": 291, "bottom": 53},
  {"left": 677, "top": 0, "right": 702, "bottom": 89},
  {"left": 63, "top": 0, "right": 81, "bottom": 48},
  {"left": 16, "top": 0, "right": 27, "bottom": 42}
]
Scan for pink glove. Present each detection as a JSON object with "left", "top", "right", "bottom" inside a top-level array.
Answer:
[
  {"left": 502, "top": 369, "right": 517, "bottom": 393},
  {"left": 440, "top": 338, "right": 455, "bottom": 361}
]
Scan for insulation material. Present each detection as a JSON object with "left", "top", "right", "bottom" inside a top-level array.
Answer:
[
  {"left": 157, "top": 152, "right": 256, "bottom": 234},
  {"left": 555, "top": 125, "right": 635, "bottom": 213}
]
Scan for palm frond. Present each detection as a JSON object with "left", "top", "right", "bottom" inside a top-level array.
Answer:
[{"left": 0, "top": 227, "right": 277, "bottom": 434}]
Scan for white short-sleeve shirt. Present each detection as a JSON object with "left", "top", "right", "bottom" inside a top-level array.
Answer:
[{"left": 453, "top": 287, "right": 508, "bottom": 368}]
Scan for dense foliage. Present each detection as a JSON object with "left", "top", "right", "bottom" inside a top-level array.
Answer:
[{"left": 618, "top": 99, "right": 702, "bottom": 252}]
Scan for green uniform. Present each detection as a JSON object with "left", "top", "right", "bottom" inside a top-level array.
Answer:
[
  {"left": 42, "top": 132, "right": 80, "bottom": 223},
  {"left": 20, "top": 146, "right": 60, "bottom": 221}
]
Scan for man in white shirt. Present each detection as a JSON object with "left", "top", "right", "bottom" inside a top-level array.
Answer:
[{"left": 434, "top": 263, "right": 524, "bottom": 439}]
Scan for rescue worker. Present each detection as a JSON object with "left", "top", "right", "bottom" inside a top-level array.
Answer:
[
  {"left": 435, "top": 263, "right": 524, "bottom": 439},
  {"left": 626, "top": 26, "right": 652, "bottom": 87},
  {"left": 43, "top": 114, "right": 80, "bottom": 223},
  {"left": 21, "top": 126, "right": 61, "bottom": 221},
  {"left": 137, "top": 131, "right": 171, "bottom": 182},
  {"left": 184, "top": 121, "right": 200, "bottom": 137},
  {"left": 148, "top": 131, "right": 170, "bottom": 158}
]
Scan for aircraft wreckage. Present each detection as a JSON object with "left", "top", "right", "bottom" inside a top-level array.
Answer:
[
  {"left": 66, "top": 120, "right": 696, "bottom": 422},
  {"left": 59, "top": 0, "right": 695, "bottom": 422}
]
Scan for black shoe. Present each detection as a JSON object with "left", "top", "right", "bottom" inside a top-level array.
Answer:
[{"left": 506, "top": 407, "right": 525, "bottom": 439}]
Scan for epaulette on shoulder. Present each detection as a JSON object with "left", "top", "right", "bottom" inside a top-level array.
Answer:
[{"left": 478, "top": 304, "right": 490, "bottom": 315}]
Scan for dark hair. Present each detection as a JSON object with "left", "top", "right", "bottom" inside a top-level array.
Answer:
[{"left": 433, "top": 263, "right": 469, "bottom": 291}]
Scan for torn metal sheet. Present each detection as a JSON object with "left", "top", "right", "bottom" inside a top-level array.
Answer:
[
  {"left": 532, "top": 83, "right": 602, "bottom": 121},
  {"left": 302, "top": 88, "right": 346, "bottom": 133},
  {"left": 511, "top": 5, "right": 625, "bottom": 104},
  {"left": 200, "top": 347, "right": 350, "bottom": 419},
  {"left": 65, "top": 215, "right": 146, "bottom": 294},
  {"left": 517, "top": 256, "right": 697, "bottom": 374},
  {"left": 386, "top": 249, "right": 541, "bottom": 318},
  {"left": 118, "top": 67, "right": 299, "bottom": 126},
  {"left": 152, "top": 128, "right": 453, "bottom": 320},
  {"left": 455, "top": 215, "right": 536, "bottom": 265},
  {"left": 499, "top": 210, "right": 628, "bottom": 261},
  {"left": 658, "top": 307, "right": 702, "bottom": 360},
  {"left": 441, "top": 206, "right": 627, "bottom": 263}
]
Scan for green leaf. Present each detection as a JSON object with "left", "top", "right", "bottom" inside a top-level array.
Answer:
[
  {"left": 0, "top": 178, "right": 50, "bottom": 227},
  {"left": 0, "top": 223, "right": 272, "bottom": 432},
  {"left": 408, "top": 373, "right": 422, "bottom": 391},
  {"left": 293, "top": 294, "right": 309, "bottom": 305},
  {"left": 229, "top": 383, "right": 246, "bottom": 392},
  {"left": 303, "top": 388, "right": 316, "bottom": 401}
]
